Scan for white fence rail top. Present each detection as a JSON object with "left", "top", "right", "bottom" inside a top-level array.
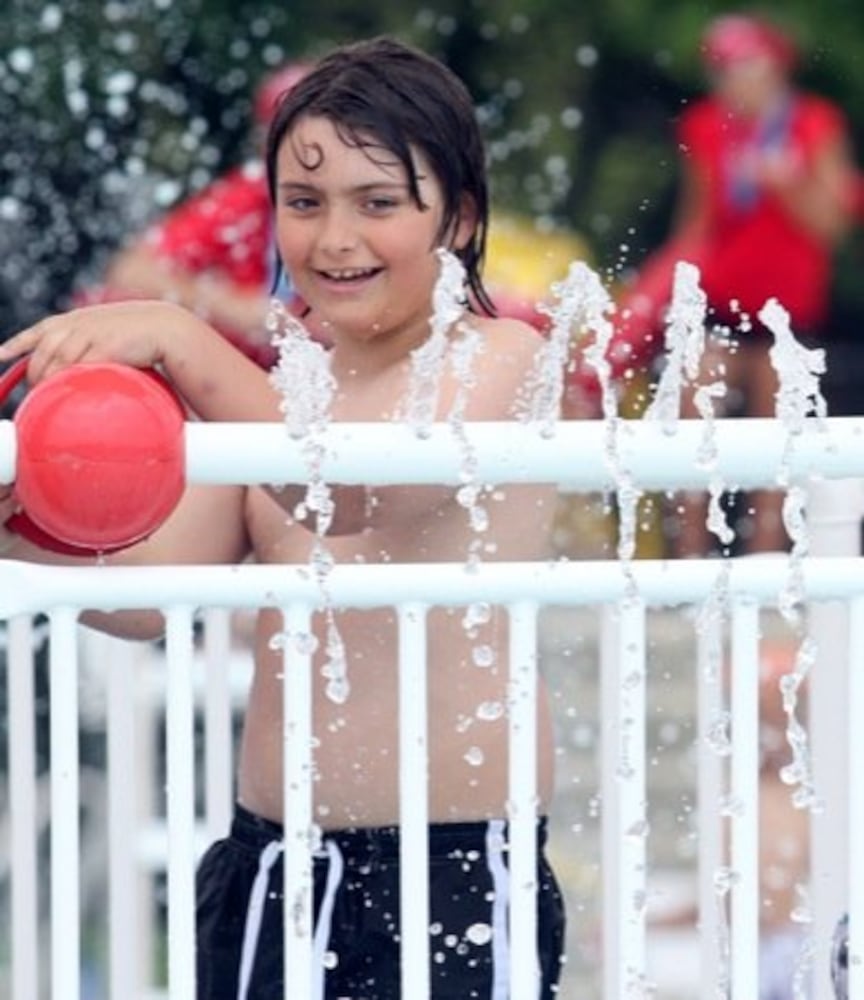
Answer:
[{"left": 3, "top": 415, "right": 864, "bottom": 489}]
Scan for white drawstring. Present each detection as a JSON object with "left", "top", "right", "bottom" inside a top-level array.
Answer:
[
  {"left": 312, "top": 839, "right": 344, "bottom": 1000},
  {"left": 236, "top": 839, "right": 284, "bottom": 1000},
  {"left": 485, "top": 820, "right": 511, "bottom": 1000},
  {"left": 234, "top": 836, "right": 345, "bottom": 1000}
]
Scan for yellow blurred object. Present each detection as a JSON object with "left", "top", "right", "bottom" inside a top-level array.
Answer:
[{"left": 485, "top": 212, "right": 591, "bottom": 303}]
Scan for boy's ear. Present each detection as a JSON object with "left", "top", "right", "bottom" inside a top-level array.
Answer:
[{"left": 451, "top": 194, "right": 478, "bottom": 251}]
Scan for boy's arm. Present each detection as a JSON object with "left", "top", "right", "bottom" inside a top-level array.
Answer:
[
  {"left": 0, "top": 305, "right": 547, "bottom": 540},
  {"left": 0, "top": 300, "right": 280, "bottom": 423},
  {"left": 0, "top": 482, "right": 250, "bottom": 639},
  {"left": 106, "top": 242, "right": 271, "bottom": 336}
]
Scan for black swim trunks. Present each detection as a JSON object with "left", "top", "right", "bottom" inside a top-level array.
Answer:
[
  {"left": 832, "top": 913, "right": 848, "bottom": 999},
  {"left": 196, "top": 804, "right": 565, "bottom": 999}
]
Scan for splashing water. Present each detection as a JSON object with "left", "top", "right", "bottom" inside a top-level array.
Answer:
[
  {"left": 758, "top": 300, "right": 827, "bottom": 814},
  {"left": 269, "top": 300, "right": 348, "bottom": 703},
  {"left": 448, "top": 319, "right": 488, "bottom": 549},
  {"left": 777, "top": 637, "right": 823, "bottom": 813},
  {"left": 562, "top": 264, "right": 645, "bottom": 566},
  {"left": 521, "top": 260, "right": 602, "bottom": 433},
  {"left": 403, "top": 247, "right": 467, "bottom": 436},
  {"left": 403, "top": 249, "right": 493, "bottom": 574},
  {"left": 644, "top": 262, "right": 734, "bottom": 549},
  {"left": 760, "top": 298, "right": 827, "bottom": 620},
  {"left": 644, "top": 262, "right": 708, "bottom": 430}
]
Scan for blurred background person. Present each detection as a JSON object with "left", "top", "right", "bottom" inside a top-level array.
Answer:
[
  {"left": 80, "top": 61, "right": 313, "bottom": 369},
  {"left": 567, "top": 13, "right": 860, "bottom": 556}
]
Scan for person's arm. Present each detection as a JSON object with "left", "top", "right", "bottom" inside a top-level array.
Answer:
[
  {"left": 0, "top": 301, "right": 430, "bottom": 538},
  {"left": 0, "top": 300, "right": 277, "bottom": 421},
  {"left": 106, "top": 242, "right": 271, "bottom": 336},
  {"left": 755, "top": 135, "right": 857, "bottom": 244},
  {"left": 0, "top": 481, "right": 250, "bottom": 639},
  {"left": 0, "top": 300, "right": 316, "bottom": 529}
]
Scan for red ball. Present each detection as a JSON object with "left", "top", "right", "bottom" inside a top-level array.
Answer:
[{"left": 10, "top": 362, "right": 185, "bottom": 553}]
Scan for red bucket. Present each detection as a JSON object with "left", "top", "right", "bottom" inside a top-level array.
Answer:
[{"left": 0, "top": 358, "right": 185, "bottom": 555}]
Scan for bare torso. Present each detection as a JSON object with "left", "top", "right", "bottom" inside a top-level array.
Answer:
[{"left": 238, "top": 478, "right": 557, "bottom": 829}]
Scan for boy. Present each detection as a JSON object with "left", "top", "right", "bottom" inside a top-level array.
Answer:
[{"left": 0, "top": 37, "right": 564, "bottom": 999}]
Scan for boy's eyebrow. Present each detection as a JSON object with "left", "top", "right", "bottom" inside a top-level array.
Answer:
[{"left": 277, "top": 180, "right": 414, "bottom": 193}]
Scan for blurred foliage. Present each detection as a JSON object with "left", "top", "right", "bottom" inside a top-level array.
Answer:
[{"left": 1, "top": 0, "right": 863, "bottom": 339}]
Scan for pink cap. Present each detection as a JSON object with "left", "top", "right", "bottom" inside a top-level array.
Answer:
[
  {"left": 253, "top": 62, "right": 314, "bottom": 125},
  {"left": 701, "top": 15, "right": 797, "bottom": 71}
]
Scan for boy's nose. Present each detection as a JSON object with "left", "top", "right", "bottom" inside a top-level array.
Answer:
[{"left": 318, "top": 208, "right": 359, "bottom": 254}]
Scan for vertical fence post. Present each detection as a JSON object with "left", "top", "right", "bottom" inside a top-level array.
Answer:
[
  {"left": 728, "top": 601, "right": 760, "bottom": 998},
  {"left": 49, "top": 607, "right": 81, "bottom": 1000},
  {"left": 601, "top": 597, "right": 648, "bottom": 997},
  {"left": 103, "top": 632, "right": 140, "bottom": 999},
  {"left": 508, "top": 600, "right": 540, "bottom": 1000},
  {"left": 808, "top": 478, "right": 863, "bottom": 999},
  {"left": 164, "top": 606, "right": 198, "bottom": 998},
  {"left": 281, "top": 603, "right": 314, "bottom": 1000},
  {"left": 696, "top": 615, "right": 726, "bottom": 992},
  {"left": 203, "top": 607, "right": 234, "bottom": 843},
  {"left": 846, "top": 595, "right": 864, "bottom": 999},
  {"left": 8, "top": 615, "right": 39, "bottom": 1000},
  {"left": 398, "top": 602, "right": 430, "bottom": 999}
]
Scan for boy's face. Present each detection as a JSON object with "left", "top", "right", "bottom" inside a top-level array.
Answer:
[{"left": 274, "top": 114, "right": 473, "bottom": 348}]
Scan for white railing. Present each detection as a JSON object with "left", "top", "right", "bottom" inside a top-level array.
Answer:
[{"left": 1, "top": 417, "right": 863, "bottom": 999}]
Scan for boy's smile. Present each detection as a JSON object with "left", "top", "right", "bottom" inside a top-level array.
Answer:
[{"left": 275, "top": 114, "right": 473, "bottom": 355}]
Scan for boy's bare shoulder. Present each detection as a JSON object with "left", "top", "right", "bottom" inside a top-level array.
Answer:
[
  {"left": 469, "top": 313, "right": 542, "bottom": 345},
  {"left": 455, "top": 314, "right": 547, "bottom": 419},
  {"left": 466, "top": 314, "right": 545, "bottom": 367}
]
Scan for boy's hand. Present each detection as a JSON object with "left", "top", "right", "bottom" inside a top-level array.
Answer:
[{"left": 0, "top": 301, "right": 188, "bottom": 384}]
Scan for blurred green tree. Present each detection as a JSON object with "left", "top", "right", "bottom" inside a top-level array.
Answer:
[{"left": 1, "top": 0, "right": 862, "bottom": 340}]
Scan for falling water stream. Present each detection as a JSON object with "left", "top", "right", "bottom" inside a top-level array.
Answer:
[{"left": 269, "top": 242, "right": 831, "bottom": 998}]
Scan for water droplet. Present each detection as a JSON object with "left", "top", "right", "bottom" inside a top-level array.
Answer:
[
  {"left": 625, "top": 819, "right": 650, "bottom": 840},
  {"left": 475, "top": 701, "right": 504, "bottom": 722},
  {"left": 465, "top": 922, "right": 492, "bottom": 945},
  {"left": 713, "top": 866, "right": 740, "bottom": 896},
  {"left": 471, "top": 644, "right": 495, "bottom": 668}
]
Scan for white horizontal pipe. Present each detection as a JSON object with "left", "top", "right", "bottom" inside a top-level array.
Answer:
[
  {"left": 4, "top": 417, "right": 864, "bottom": 490},
  {"left": 184, "top": 418, "right": 864, "bottom": 489},
  {"left": 6, "top": 557, "right": 864, "bottom": 619}
]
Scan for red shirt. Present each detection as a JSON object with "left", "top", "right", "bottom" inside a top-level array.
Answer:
[
  {"left": 678, "top": 92, "right": 847, "bottom": 332},
  {"left": 147, "top": 161, "right": 278, "bottom": 367},
  {"left": 148, "top": 162, "right": 272, "bottom": 291}
]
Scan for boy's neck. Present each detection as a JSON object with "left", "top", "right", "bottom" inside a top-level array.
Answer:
[{"left": 329, "top": 316, "right": 437, "bottom": 376}]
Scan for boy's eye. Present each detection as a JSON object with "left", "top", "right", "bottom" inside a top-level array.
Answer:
[
  {"left": 284, "top": 196, "right": 318, "bottom": 211},
  {"left": 364, "top": 196, "right": 399, "bottom": 212}
]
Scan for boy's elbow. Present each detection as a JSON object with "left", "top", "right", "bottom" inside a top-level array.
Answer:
[{"left": 80, "top": 609, "right": 167, "bottom": 642}]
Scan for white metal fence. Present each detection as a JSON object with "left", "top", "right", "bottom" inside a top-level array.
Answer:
[{"left": 1, "top": 417, "right": 863, "bottom": 999}]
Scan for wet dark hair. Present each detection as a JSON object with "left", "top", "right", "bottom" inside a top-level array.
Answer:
[{"left": 265, "top": 36, "right": 494, "bottom": 315}]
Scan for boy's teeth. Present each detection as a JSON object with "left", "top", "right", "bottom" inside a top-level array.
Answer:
[{"left": 326, "top": 267, "right": 373, "bottom": 279}]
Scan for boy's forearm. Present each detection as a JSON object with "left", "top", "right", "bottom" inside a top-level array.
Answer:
[{"left": 108, "top": 245, "right": 270, "bottom": 336}]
